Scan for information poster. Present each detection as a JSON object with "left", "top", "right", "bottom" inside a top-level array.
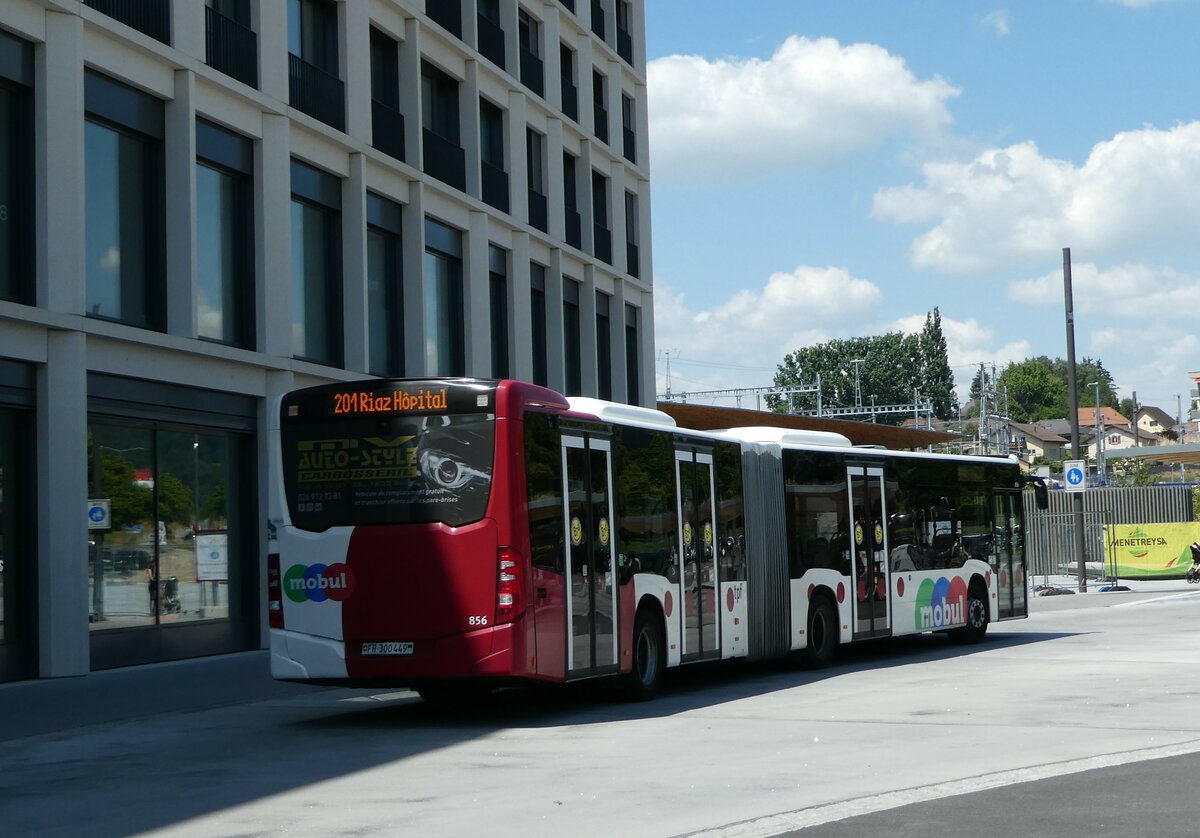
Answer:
[{"left": 195, "top": 532, "right": 229, "bottom": 581}]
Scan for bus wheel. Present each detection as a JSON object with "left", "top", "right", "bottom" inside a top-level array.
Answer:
[
  {"left": 627, "top": 611, "right": 665, "bottom": 701},
  {"left": 802, "top": 597, "right": 838, "bottom": 669},
  {"left": 951, "top": 585, "right": 989, "bottom": 644}
]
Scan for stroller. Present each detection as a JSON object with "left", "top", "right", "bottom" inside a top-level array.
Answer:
[
  {"left": 160, "top": 576, "right": 182, "bottom": 613},
  {"left": 1187, "top": 543, "right": 1200, "bottom": 585}
]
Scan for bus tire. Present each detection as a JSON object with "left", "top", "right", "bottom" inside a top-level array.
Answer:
[
  {"left": 627, "top": 610, "right": 665, "bottom": 701},
  {"left": 802, "top": 596, "right": 838, "bottom": 669},
  {"left": 951, "top": 583, "right": 989, "bottom": 644}
]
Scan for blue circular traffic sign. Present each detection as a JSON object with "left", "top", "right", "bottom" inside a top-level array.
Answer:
[{"left": 1066, "top": 467, "right": 1084, "bottom": 486}]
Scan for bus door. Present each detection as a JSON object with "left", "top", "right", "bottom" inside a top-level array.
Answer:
[
  {"left": 561, "top": 434, "right": 619, "bottom": 677},
  {"left": 675, "top": 449, "right": 720, "bottom": 662},
  {"left": 847, "top": 465, "right": 891, "bottom": 639},
  {"left": 993, "top": 491, "right": 1026, "bottom": 618}
]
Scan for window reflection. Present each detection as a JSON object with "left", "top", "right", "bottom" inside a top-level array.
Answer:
[
  {"left": 88, "top": 423, "right": 234, "bottom": 628},
  {"left": 290, "top": 199, "right": 336, "bottom": 363},
  {"left": 196, "top": 163, "right": 247, "bottom": 345}
]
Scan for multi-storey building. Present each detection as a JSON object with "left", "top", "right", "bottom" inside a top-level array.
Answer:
[{"left": 0, "top": 0, "right": 653, "bottom": 683}]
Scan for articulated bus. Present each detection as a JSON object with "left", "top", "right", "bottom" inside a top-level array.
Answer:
[{"left": 269, "top": 378, "right": 1041, "bottom": 701}]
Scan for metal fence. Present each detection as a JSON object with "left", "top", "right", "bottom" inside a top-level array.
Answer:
[{"left": 1022, "top": 485, "right": 1195, "bottom": 580}]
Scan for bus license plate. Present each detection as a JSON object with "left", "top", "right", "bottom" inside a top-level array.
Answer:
[{"left": 361, "top": 642, "right": 413, "bottom": 656}]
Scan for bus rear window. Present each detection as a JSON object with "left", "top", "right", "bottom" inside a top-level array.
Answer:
[{"left": 281, "top": 383, "right": 497, "bottom": 530}]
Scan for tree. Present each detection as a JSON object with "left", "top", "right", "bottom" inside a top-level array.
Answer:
[
  {"left": 1049, "top": 356, "right": 1118, "bottom": 410},
  {"left": 996, "top": 358, "right": 1067, "bottom": 422},
  {"left": 773, "top": 310, "right": 957, "bottom": 421},
  {"left": 917, "top": 308, "right": 956, "bottom": 418}
]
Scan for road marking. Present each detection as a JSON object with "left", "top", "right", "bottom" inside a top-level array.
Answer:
[
  {"left": 1114, "top": 591, "right": 1200, "bottom": 607},
  {"left": 682, "top": 738, "right": 1200, "bottom": 837}
]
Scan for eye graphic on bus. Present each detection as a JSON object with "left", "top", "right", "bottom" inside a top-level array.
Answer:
[
  {"left": 419, "top": 449, "right": 489, "bottom": 491},
  {"left": 416, "top": 415, "right": 494, "bottom": 496}
]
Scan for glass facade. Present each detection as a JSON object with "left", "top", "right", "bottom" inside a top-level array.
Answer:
[
  {"left": 563, "top": 277, "right": 581, "bottom": 395},
  {"left": 489, "top": 245, "right": 509, "bottom": 378},
  {"left": 423, "top": 217, "right": 465, "bottom": 376},
  {"left": 195, "top": 120, "right": 253, "bottom": 347},
  {"left": 530, "top": 262, "right": 548, "bottom": 386},
  {"left": 88, "top": 423, "right": 237, "bottom": 630},
  {"left": 366, "top": 193, "right": 404, "bottom": 377},
  {"left": 0, "top": 35, "right": 32, "bottom": 304},
  {"left": 290, "top": 160, "right": 342, "bottom": 366},
  {"left": 84, "top": 72, "right": 164, "bottom": 329}
]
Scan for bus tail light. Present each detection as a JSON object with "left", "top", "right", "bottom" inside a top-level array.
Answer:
[
  {"left": 496, "top": 546, "right": 523, "bottom": 624},
  {"left": 267, "top": 553, "right": 285, "bottom": 629}
]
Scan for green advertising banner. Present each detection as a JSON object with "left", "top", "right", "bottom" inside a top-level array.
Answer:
[{"left": 1103, "top": 523, "right": 1200, "bottom": 578}]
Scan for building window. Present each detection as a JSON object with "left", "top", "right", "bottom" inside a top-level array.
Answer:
[
  {"left": 526, "top": 128, "right": 547, "bottom": 232},
  {"left": 479, "top": 99, "right": 509, "bottom": 212},
  {"left": 624, "top": 190, "right": 639, "bottom": 279},
  {"left": 195, "top": 120, "right": 253, "bottom": 348},
  {"left": 616, "top": 0, "right": 633, "bottom": 64},
  {"left": 489, "top": 245, "right": 509, "bottom": 378},
  {"left": 559, "top": 43, "right": 578, "bottom": 122},
  {"left": 205, "top": 0, "right": 257, "bottom": 88},
  {"left": 289, "top": 160, "right": 342, "bottom": 366},
  {"left": 625, "top": 303, "right": 639, "bottom": 405},
  {"left": 621, "top": 93, "right": 636, "bottom": 163},
  {"left": 423, "top": 218, "right": 465, "bottom": 376},
  {"left": 370, "top": 28, "right": 405, "bottom": 162},
  {"left": 477, "top": 0, "right": 505, "bottom": 69},
  {"left": 563, "top": 278, "right": 581, "bottom": 396},
  {"left": 592, "top": 69, "right": 608, "bottom": 144},
  {"left": 592, "top": 170, "right": 611, "bottom": 264},
  {"left": 84, "top": 0, "right": 171, "bottom": 45},
  {"left": 0, "top": 31, "right": 33, "bottom": 305},
  {"left": 563, "top": 151, "right": 581, "bottom": 249},
  {"left": 426, "top": 0, "right": 463, "bottom": 38},
  {"left": 531, "top": 262, "right": 548, "bottom": 386},
  {"left": 596, "top": 291, "right": 612, "bottom": 400},
  {"left": 422, "top": 62, "right": 466, "bottom": 191},
  {"left": 518, "top": 9, "right": 544, "bottom": 98},
  {"left": 84, "top": 71, "right": 165, "bottom": 330},
  {"left": 287, "top": 0, "right": 344, "bottom": 131},
  {"left": 367, "top": 193, "right": 404, "bottom": 377},
  {"left": 0, "top": 362, "right": 34, "bottom": 682},
  {"left": 590, "top": 0, "right": 606, "bottom": 42}
]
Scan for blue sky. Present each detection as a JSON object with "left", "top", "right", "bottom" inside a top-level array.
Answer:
[{"left": 643, "top": 0, "right": 1200, "bottom": 416}]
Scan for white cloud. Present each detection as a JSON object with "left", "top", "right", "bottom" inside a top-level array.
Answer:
[
  {"left": 647, "top": 36, "right": 959, "bottom": 184},
  {"left": 1007, "top": 262, "right": 1200, "bottom": 318},
  {"left": 873, "top": 122, "right": 1200, "bottom": 273},
  {"left": 100, "top": 246, "right": 120, "bottom": 271},
  {"left": 982, "top": 10, "right": 1010, "bottom": 36},
  {"left": 654, "top": 265, "right": 883, "bottom": 394}
]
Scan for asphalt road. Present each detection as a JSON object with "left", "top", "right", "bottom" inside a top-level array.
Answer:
[{"left": 2, "top": 584, "right": 1199, "bottom": 837}]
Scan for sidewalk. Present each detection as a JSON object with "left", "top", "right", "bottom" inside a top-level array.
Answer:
[{"left": 0, "top": 651, "right": 331, "bottom": 743}]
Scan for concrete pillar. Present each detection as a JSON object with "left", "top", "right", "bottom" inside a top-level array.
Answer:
[
  {"left": 342, "top": 153, "right": 369, "bottom": 374},
  {"left": 465, "top": 210, "right": 492, "bottom": 376},
  {"left": 507, "top": 89, "right": 529, "bottom": 228},
  {"left": 37, "top": 330, "right": 89, "bottom": 676},
  {"left": 171, "top": 0, "right": 205, "bottom": 63},
  {"left": 38, "top": 11, "right": 84, "bottom": 315},
  {"left": 462, "top": 60, "right": 482, "bottom": 202},
  {"left": 258, "top": 114, "right": 292, "bottom": 358},
  {"left": 342, "top": 0, "right": 371, "bottom": 143},
  {"left": 257, "top": 0, "right": 289, "bottom": 106},
  {"left": 400, "top": 18, "right": 422, "bottom": 169},
  {"left": 510, "top": 232, "right": 533, "bottom": 381},
  {"left": 165, "top": 68, "right": 197, "bottom": 338},
  {"left": 402, "top": 185, "right": 427, "bottom": 375}
]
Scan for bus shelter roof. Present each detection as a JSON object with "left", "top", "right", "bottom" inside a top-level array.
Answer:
[
  {"left": 1102, "top": 442, "right": 1200, "bottom": 467},
  {"left": 656, "top": 402, "right": 959, "bottom": 450}
]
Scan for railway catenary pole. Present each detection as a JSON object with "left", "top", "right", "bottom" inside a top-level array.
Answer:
[{"left": 1063, "top": 247, "right": 1088, "bottom": 593}]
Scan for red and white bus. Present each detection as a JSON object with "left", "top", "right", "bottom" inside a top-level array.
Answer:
[{"left": 269, "top": 378, "right": 1040, "bottom": 700}]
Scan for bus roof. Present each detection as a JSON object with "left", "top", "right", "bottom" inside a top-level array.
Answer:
[{"left": 565, "top": 397, "right": 678, "bottom": 430}]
